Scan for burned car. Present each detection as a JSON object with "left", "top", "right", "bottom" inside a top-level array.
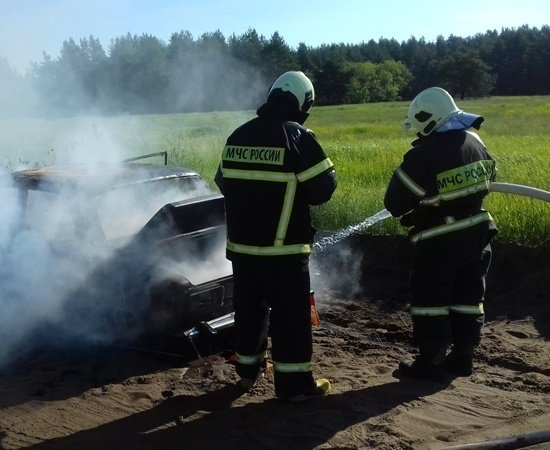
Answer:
[{"left": 0, "top": 152, "right": 233, "bottom": 355}]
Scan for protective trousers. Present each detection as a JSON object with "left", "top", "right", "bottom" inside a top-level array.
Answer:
[
  {"left": 409, "top": 231, "right": 492, "bottom": 359},
  {"left": 231, "top": 257, "right": 316, "bottom": 398}
]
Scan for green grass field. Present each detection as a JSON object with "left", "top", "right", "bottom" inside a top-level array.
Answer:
[{"left": 2, "top": 96, "right": 549, "bottom": 247}]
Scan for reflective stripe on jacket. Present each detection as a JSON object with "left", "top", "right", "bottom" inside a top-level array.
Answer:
[
  {"left": 384, "top": 130, "right": 497, "bottom": 243},
  {"left": 216, "top": 101, "right": 336, "bottom": 260},
  {"left": 410, "top": 211, "right": 493, "bottom": 243}
]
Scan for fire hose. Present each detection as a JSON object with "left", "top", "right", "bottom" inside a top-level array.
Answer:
[
  {"left": 490, "top": 182, "right": 550, "bottom": 202},
  {"left": 415, "top": 182, "right": 550, "bottom": 210}
]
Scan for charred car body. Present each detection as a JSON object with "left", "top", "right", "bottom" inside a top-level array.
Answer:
[{"left": 0, "top": 153, "right": 233, "bottom": 351}]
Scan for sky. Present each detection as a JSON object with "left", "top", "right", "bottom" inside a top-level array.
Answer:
[{"left": 1, "top": 0, "right": 549, "bottom": 73}]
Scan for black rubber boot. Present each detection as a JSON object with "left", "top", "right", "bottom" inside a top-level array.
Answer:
[
  {"left": 398, "top": 356, "right": 446, "bottom": 382},
  {"left": 398, "top": 346, "right": 448, "bottom": 382},
  {"left": 445, "top": 346, "right": 474, "bottom": 377}
]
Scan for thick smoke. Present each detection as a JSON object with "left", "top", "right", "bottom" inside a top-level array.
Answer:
[
  {"left": 0, "top": 174, "right": 110, "bottom": 363},
  {"left": 0, "top": 36, "right": 269, "bottom": 117},
  {"left": 0, "top": 155, "right": 232, "bottom": 369},
  {"left": 0, "top": 58, "right": 36, "bottom": 118},
  {"left": 0, "top": 36, "right": 288, "bottom": 369},
  {"left": 163, "top": 46, "right": 267, "bottom": 114},
  {"left": 0, "top": 108, "right": 237, "bottom": 370}
]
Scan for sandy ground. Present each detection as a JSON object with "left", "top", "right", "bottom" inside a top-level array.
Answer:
[{"left": 0, "top": 236, "right": 549, "bottom": 450}]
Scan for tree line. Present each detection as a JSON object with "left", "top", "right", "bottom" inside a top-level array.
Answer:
[{"left": 1, "top": 25, "right": 549, "bottom": 116}]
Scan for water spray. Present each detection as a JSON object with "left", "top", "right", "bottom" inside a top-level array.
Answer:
[
  {"left": 312, "top": 182, "right": 549, "bottom": 255},
  {"left": 312, "top": 208, "right": 392, "bottom": 254}
]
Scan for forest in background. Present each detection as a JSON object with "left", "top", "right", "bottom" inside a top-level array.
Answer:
[{"left": 1, "top": 25, "right": 549, "bottom": 116}]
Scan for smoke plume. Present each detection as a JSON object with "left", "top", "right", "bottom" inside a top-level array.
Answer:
[
  {"left": 0, "top": 121, "right": 232, "bottom": 370},
  {"left": 0, "top": 36, "right": 298, "bottom": 369},
  {"left": 311, "top": 242, "right": 364, "bottom": 301}
]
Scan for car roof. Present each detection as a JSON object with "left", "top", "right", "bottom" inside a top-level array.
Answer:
[{"left": 8, "top": 163, "right": 203, "bottom": 194}]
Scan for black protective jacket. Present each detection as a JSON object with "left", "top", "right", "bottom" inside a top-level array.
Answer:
[
  {"left": 215, "top": 99, "right": 336, "bottom": 261},
  {"left": 384, "top": 129, "right": 497, "bottom": 243}
]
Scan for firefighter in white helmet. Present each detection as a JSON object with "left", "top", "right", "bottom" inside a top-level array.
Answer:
[
  {"left": 384, "top": 87, "right": 498, "bottom": 380},
  {"left": 215, "top": 71, "right": 336, "bottom": 400}
]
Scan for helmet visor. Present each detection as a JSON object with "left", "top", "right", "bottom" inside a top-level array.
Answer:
[{"left": 436, "top": 111, "right": 484, "bottom": 132}]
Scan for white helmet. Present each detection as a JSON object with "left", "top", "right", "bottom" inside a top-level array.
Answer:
[
  {"left": 268, "top": 71, "right": 315, "bottom": 112},
  {"left": 404, "top": 87, "right": 461, "bottom": 136}
]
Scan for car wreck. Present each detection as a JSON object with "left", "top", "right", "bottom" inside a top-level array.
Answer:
[{"left": 0, "top": 152, "right": 233, "bottom": 359}]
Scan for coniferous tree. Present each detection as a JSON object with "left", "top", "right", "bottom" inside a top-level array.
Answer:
[
  {"left": 20, "top": 24, "right": 550, "bottom": 116},
  {"left": 261, "top": 32, "right": 297, "bottom": 80}
]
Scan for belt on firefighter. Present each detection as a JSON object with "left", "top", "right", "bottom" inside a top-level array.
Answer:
[{"left": 410, "top": 211, "right": 493, "bottom": 243}]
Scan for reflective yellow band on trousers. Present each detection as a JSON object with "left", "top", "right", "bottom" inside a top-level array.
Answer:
[
  {"left": 273, "top": 361, "right": 312, "bottom": 373},
  {"left": 411, "top": 304, "right": 484, "bottom": 316},
  {"left": 227, "top": 240, "right": 312, "bottom": 256},
  {"left": 236, "top": 352, "right": 267, "bottom": 365},
  {"left": 410, "top": 306, "right": 450, "bottom": 316},
  {"left": 450, "top": 304, "right": 485, "bottom": 315},
  {"left": 410, "top": 211, "right": 493, "bottom": 243}
]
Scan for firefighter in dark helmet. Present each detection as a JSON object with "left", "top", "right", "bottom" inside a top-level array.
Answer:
[
  {"left": 215, "top": 71, "right": 336, "bottom": 401},
  {"left": 384, "top": 87, "right": 497, "bottom": 380}
]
